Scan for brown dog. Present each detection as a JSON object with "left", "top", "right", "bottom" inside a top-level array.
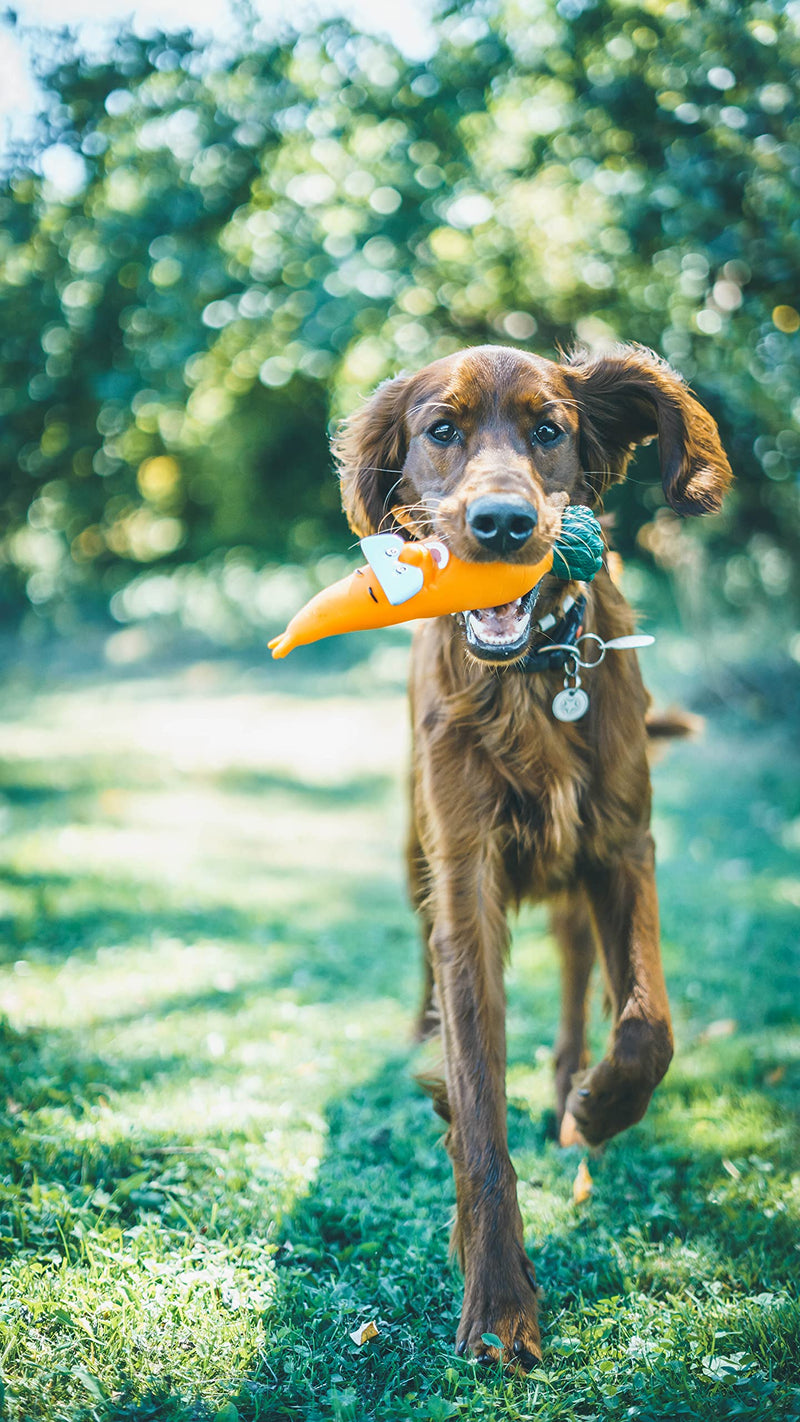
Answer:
[{"left": 334, "top": 344, "right": 731, "bottom": 1370}]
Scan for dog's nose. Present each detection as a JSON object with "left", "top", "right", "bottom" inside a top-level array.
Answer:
[{"left": 465, "top": 497, "right": 538, "bottom": 555}]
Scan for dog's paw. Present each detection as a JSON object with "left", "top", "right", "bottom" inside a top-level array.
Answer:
[
  {"left": 563, "top": 1057, "right": 655, "bottom": 1146},
  {"left": 563, "top": 1020, "right": 673, "bottom": 1146},
  {"left": 455, "top": 1255, "right": 541, "bottom": 1373}
]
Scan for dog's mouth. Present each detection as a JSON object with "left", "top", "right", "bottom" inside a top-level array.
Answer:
[{"left": 462, "top": 582, "right": 543, "bottom": 663}]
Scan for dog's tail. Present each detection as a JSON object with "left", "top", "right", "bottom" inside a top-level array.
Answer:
[
  {"left": 645, "top": 706, "right": 703, "bottom": 762},
  {"left": 645, "top": 707, "right": 703, "bottom": 740}
]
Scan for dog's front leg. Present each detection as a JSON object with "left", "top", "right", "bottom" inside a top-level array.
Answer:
[
  {"left": 425, "top": 827, "right": 541, "bottom": 1370},
  {"left": 562, "top": 835, "right": 674, "bottom": 1147}
]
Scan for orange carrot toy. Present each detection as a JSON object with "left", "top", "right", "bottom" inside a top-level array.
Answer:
[
  {"left": 268, "top": 535, "right": 554, "bottom": 659},
  {"left": 268, "top": 507, "right": 605, "bottom": 659}
]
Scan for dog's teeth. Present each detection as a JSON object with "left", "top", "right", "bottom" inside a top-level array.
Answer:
[
  {"left": 467, "top": 608, "right": 532, "bottom": 648},
  {"left": 463, "top": 583, "right": 541, "bottom": 656}
]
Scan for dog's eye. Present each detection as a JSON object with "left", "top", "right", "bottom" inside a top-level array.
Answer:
[
  {"left": 427, "top": 421, "right": 459, "bottom": 445},
  {"left": 532, "top": 421, "right": 563, "bottom": 446}
]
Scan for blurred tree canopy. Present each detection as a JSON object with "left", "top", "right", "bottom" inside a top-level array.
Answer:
[{"left": 1, "top": 0, "right": 798, "bottom": 628}]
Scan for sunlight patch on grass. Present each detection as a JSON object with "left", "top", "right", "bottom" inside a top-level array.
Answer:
[
  {"left": 6, "top": 1241, "right": 275, "bottom": 1412},
  {"left": 0, "top": 681, "right": 409, "bottom": 786}
]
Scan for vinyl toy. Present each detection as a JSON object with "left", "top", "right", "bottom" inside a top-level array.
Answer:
[{"left": 268, "top": 504, "right": 604, "bottom": 660}]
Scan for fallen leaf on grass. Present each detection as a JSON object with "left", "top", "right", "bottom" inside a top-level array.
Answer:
[
  {"left": 349, "top": 1319, "right": 379, "bottom": 1346},
  {"left": 572, "top": 1158, "right": 593, "bottom": 1205},
  {"left": 765, "top": 1065, "right": 785, "bottom": 1085}
]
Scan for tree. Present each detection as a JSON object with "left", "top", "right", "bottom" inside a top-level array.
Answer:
[{"left": 1, "top": 0, "right": 797, "bottom": 624}]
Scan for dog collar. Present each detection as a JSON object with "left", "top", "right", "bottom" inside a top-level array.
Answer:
[{"left": 516, "top": 591, "right": 587, "bottom": 674}]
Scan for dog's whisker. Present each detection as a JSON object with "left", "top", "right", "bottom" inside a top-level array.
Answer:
[
  {"left": 410, "top": 399, "right": 459, "bottom": 417},
  {"left": 354, "top": 466, "right": 407, "bottom": 477}
]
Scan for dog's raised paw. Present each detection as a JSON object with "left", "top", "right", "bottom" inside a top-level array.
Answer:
[{"left": 563, "top": 1057, "right": 655, "bottom": 1146}]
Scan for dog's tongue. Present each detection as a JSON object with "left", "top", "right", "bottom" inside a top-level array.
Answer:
[{"left": 470, "top": 597, "right": 525, "bottom": 638}]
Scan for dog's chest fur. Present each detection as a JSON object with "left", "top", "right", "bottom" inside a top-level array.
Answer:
[{"left": 410, "top": 573, "right": 652, "bottom": 899}]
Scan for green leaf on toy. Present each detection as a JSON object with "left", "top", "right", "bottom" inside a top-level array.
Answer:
[{"left": 552, "top": 505, "right": 605, "bottom": 582}]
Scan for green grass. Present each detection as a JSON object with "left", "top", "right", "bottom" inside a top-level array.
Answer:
[{"left": 0, "top": 629, "right": 798, "bottom": 1421}]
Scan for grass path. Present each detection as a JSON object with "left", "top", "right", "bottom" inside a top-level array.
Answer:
[{"left": 0, "top": 635, "right": 798, "bottom": 1420}]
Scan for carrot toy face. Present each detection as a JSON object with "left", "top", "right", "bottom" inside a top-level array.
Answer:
[{"left": 267, "top": 506, "right": 605, "bottom": 660}]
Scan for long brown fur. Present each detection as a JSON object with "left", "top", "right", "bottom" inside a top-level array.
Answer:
[{"left": 334, "top": 343, "right": 731, "bottom": 1371}]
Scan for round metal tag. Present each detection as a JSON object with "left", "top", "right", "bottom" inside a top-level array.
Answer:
[{"left": 552, "top": 687, "right": 590, "bottom": 722}]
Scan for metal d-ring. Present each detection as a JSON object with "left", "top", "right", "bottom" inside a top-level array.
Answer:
[
  {"left": 574, "top": 632, "right": 606, "bottom": 669},
  {"left": 537, "top": 632, "right": 607, "bottom": 670}
]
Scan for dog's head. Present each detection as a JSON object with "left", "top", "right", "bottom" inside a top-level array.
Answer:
[{"left": 335, "top": 344, "right": 731, "bottom": 664}]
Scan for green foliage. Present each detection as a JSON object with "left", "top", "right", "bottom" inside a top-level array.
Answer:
[
  {"left": 0, "top": 1, "right": 799, "bottom": 622},
  {"left": 0, "top": 635, "right": 798, "bottom": 1418}
]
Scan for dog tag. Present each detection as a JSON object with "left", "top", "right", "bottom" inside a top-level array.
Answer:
[
  {"left": 360, "top": 533, "right": 425, "bottom": 606},
  {"left": 552, "top": 687, "right": 590, "bottom": 722}
]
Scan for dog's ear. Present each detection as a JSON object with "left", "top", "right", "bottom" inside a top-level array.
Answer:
[
  {"left": 564, "top": 345, "right": 732, "bottom": 515},
  {"left": 334, "top": 374, "right": 411, "bottom": 537}
]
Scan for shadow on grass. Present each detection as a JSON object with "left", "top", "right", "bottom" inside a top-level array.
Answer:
[
  {"left": 156, "top": 1043, "right": 796, "bottom": 1422},
  {"left": 0, "top": 867, "right": 262, "bottom": 964},
  {"left": 2, "top": 973, "right": 798, "bottom": 1420},
  {"left": 0, "top": 769, "right": 394, "bottom": 807},
  {"left": 210, "top": 768, "right": 394, "bottom": 806},
  {"left": 0, "top": 866, "right": 417, "bottom": 1011},
  {"left": 0, "top": 783, "right": 79, "bottom": 806}
]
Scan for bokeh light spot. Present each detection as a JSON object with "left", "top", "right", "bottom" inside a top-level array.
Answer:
[{"left": 772, "top": 306, "right": 800, "bottom": 334}]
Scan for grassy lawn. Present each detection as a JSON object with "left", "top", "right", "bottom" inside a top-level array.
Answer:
[{"left": 0, "top": 625, "right": 798, "bottom": 1421}]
